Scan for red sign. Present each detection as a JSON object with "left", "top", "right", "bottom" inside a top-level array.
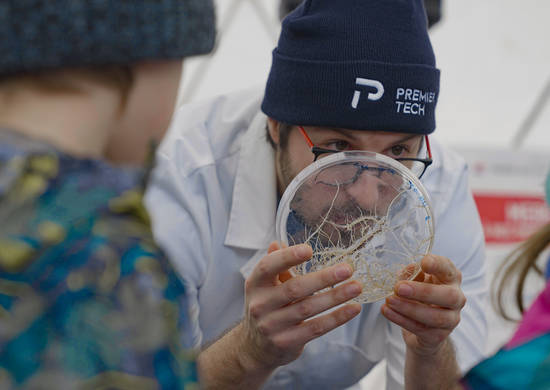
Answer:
[{"left": 474, "top": 193, "right": 550, "bottom": 244}]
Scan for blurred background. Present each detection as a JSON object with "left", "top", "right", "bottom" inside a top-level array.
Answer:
[
  {"left": 178, "top": 0, "right": 550, "bottom": 387},
  {"left": 179, "top": 0, "right": 550, "bottom": 150}
]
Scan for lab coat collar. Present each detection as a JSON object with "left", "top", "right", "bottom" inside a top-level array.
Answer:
[{"left": 224, "top": 111, "right": 278, "bottom": 252}]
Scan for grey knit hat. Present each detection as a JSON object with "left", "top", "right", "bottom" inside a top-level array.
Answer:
[{"left": 0, "top": 0, "right": 216, "bottom": 76}]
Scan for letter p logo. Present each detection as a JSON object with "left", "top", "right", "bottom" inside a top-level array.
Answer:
[{"left": 351, "top": 78, "right": 384, "bottom": 109}]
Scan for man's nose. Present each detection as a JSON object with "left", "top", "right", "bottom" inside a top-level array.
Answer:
[{"left": 344, "top": 172, "right": 383, "bottom": 211}]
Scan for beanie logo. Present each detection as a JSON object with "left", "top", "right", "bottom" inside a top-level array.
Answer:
[
  {"left": 395, "top": 88, "right": 437, "bottom": 117},
  {"left": 351, "top": 78, "right": 385, "bottom": 109}
]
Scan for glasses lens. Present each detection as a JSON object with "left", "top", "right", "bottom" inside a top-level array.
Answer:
[
  {"left": 396, "top": 159, "right": 425, "bottom": 178},
  {"left": 314, "top": 163, "right": 358, "bottom": 186},
  {"left": 315, "top": 151, "right": 334, "bottom": 161},
  {"left": 410, "top": 160, "right": 425, "bottom": 178},
  {"left": 314, "top": 163, "right": 397, "bottom": 186}
]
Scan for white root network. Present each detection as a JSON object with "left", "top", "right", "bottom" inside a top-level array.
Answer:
[{"left": 290, "top": 183, "right": 433, "bottom": 303}]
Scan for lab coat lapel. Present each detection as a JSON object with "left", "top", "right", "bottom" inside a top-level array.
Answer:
[{"left": 225, "top": 111, "right": 278, "bottom": 264}]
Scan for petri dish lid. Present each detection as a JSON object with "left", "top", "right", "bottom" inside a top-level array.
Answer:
[{"left": 276, "top": 151, "right": 435, "bottom": 303}]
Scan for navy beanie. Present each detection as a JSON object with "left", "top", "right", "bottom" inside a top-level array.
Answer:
[
  {"left": 262, "top": 0, "right": 440, "bottom": 134},
  {"left": 0, "top": 0, "right": 216, "bottom": 76}
]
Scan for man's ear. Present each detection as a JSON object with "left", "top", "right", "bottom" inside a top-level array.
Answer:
[{"left": 267, "top": 117, "right": 281, "bottom": 145}]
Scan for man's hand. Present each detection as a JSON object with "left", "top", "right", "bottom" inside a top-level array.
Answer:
[
  {"left": 381, "top": 254, "right": 466, "bottom": 390},
  {"left": 198, "top": 242, "right": 362, "bottom": 389},
  {"left": 239, "top": 241, "right": 362, "bottom": 372},
  {"left": 381, "top": 254, "right": 466, "bottom": 355}
]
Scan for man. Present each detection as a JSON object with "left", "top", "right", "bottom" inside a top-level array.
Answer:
[{"left": 146, "top": 0, "right": 487, "bottom": 388}]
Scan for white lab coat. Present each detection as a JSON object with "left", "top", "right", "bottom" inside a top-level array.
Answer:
[{"left": 145, "top": 87, "right": 488, "bottom": 389}]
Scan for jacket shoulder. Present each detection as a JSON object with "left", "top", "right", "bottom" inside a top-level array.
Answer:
[
  {"left": 156, "top": 87, "right": 264, "bottom": 174},
  {"left": 422, "top": 137, "right": 470, "bottom": 217}
]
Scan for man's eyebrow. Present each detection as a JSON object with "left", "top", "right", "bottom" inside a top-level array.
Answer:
[
  {"left": 325, "top": 127, "right": 362, "bottom": 141},
  {"left": 391, "top": 134, "right": 422, "bottom": 144},
  {"left": 328, "top": 128, "right": 421, "bottom": 144},
  {"left": 321, "top": 128, "right": 422, "bottom": 146}
]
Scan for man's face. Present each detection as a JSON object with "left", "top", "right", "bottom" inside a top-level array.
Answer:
[
  {"left": 269, "top": 119, "right": 424, "bottom": 246},
  {"left": 268, "top": 119, "right": 423, "bottom": 194}
]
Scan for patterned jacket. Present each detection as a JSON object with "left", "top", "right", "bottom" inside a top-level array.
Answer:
[{"left": 0, "top": 131, "right": 198, "bottom": 389}]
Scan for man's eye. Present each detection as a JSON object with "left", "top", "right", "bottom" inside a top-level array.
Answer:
[
  {"left": 327, "top": 140, "right": 350, "bottom": 151},
  {"left": 390, "top": 144, "right": 408, "bottom": 157}
]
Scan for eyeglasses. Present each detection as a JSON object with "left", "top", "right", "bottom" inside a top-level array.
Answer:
[
  {"left": 314, "top": 162, "right": 397, "bottom": 187},
  {"left": 298, "top": 126, "right": 433, "bottom": 179}
]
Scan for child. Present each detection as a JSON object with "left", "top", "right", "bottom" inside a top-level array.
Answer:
[
  {"left": 0, "top": 1, "right": 215, "bottom": 388},
  {"left": 460, "top": 170, "right": 550, "bottom": 389}
]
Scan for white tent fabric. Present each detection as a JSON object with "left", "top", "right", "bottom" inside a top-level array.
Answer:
[{"left": 179, "top": 0, "right": 550, "bottom": 149}]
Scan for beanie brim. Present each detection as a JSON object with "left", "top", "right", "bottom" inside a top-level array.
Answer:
[
  {"left": 261, "top": 49, "right": 440, "bottom": 135},
  {"left": 0, "top": 0, "right": 216, "bottom": 76}
]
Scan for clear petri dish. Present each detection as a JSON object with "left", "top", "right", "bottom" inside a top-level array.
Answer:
[{"left": 276, "top": 151, "right": 435, "bottom": 303}]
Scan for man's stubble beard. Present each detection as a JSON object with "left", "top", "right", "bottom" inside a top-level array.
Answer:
[
  {"left": 276, "top": 145, "right": 390, "bottom": 247},
  {"left": 276, "top": 144, "right": 298, "bottom": 195}
]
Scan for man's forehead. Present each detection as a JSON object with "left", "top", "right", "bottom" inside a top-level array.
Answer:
[{"left": 306, "top": 126, "right": 422, "bottom": 143}]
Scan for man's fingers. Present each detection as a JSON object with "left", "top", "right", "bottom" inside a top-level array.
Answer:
[
  {"left": 398, "top": 263, "right": 421, "bottom": 281},
  {"left": 267, "top": 241, "right": 280, "bottom": 254},
  {"left": 250, "top": 262, "right": 356, "bottom": 315},
  {"left": 394, "top": 281, "right": 466, "bottom": 309},
  {"left": 381, "top": 304, "right": 450, "bottom": 347},
  {"left": 381, "top": 303, "right": 427, "bottom": 333},
  {"left": 278, "top": 270, "right": 293, "bottom": 283},
  {"left": 385, "top": 296, "right": 461, "bottom": 330},
  {"left": 277, "top": 263, "right": 354, "bottom": 305},
  {"left": 261, "top": 281, "right": 362, "bottom": 332},
  {"left": 420, "top": 254, "right": 462, "bottom": 284},
  {"left": 381, "top": 304, "right": 448, "bottom": 346},
  {"left": 274, "top": 303, "right": 362, "bottom": 348},
  {"left": 250, "top": 244, "right": 313, "bottom": 285}
]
